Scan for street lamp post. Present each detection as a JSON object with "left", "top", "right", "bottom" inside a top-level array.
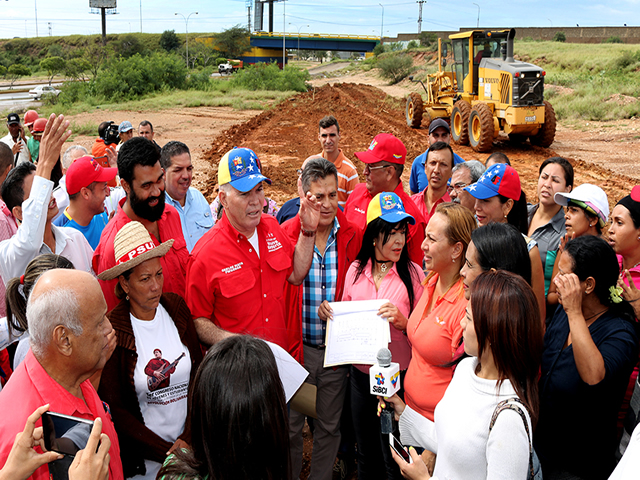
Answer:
[
  {"left": 282, "top": 0, "right": 286, "bottom": 69},
  {"left": 175, "top": 11, "right": 198, "bottom": 69},
  {"left": 379, "top": 3, "right": 384, "bottom": 42},
  {"left": 473, "top": 3, "right": 480, "bottom": 28},
  {"left": 289, "top": 23, "right": 309, "bottom": 60}
]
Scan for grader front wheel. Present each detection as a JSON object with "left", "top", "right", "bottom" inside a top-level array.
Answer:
[
  {"left": 406, "top": 93, "right": 424, "bottom": 128},
  {"left": 530, "top": 101, "right": 557, "bottom": 148},
  {"left": 451, "top": 100, "right": 471, "bottom": 146},
  {"left": 469, "top": 103, "right": 494, "bottom": 153}
]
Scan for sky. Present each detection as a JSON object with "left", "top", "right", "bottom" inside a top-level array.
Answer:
[{"left": 0, "top": 0, "right": 638, "bottom": 40}]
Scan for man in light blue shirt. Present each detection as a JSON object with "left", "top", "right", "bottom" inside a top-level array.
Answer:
[{"left": 160, "top": 141, "right": 213, "bottom": 252}]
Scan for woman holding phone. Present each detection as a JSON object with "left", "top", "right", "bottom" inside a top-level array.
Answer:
[{"left": 382, "top": 270, "right": 544, "bottom": 480}]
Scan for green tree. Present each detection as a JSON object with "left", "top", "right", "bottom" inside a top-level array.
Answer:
[
  {"left": 0, "top": 65, "right": 6, "bottom": 77},
  {"left": 7, "top": 64, "right": 31, "bottom": 88},
  {"left": 407, "top": 40, "right": 419, "bottom": 50},
  {"left": 160, "top": 29, "right": 180, "bottom": 52},
  {"left": 47, "top": 44, "right": 64, "bottom": 58},
  {"left": 553, "top": 31, "right": 566, "bottom": 42},
  {"left": 419, "top": 32, "right": 437, "bottom": 47},
  {"left": 116, "top": 34, "right": 145, "bottom": 58},
  {"left": 64, "top": 57, "right": 92, "bottom": 81},
  {"left": 82, "top": 42, "right": 111, "bottom": 80},
  {"left": 373, "top": 43, "right": 385, "bottom": 56},
  {"left": 378, "top": 54, "right": 413, "bottom": 84},
  {"left": 40, "top": 56, "right": 66, "bottom": 84},
  {"left": 214, "top": 25, "right": 251, "bottom": 59}
]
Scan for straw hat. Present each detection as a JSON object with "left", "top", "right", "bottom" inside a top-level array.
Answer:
[{"left": 98, "top": 221, "right": 174, "bottom": 281}]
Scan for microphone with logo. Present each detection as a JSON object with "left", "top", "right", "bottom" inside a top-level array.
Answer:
[{"left": 369, "top": 347, "right": 400, "bottom": 434}]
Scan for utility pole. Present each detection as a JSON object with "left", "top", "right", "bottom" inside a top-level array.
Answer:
[
  {"left": 34, "top": 0, "right": 38, "bottom": 37},
  {"left": 140, "top": 0, "right": 142, "bottom": 32},
  {"left": 379, "top": 3, "right": 384, "bottom": 42},
  {"left": 48, "top": 22, "right": 51, "bottom": 36},
  {"left": 246, "top": 0, "right": 251, "bottom": 31},
  {"left": 417, "top": 0, "right": 425, "bottom": 34}
]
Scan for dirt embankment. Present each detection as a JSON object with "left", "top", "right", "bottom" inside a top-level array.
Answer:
[{"left": 202, "top": 82, "right": 636, "bottom": 211}]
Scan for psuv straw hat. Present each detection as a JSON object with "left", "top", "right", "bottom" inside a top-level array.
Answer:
[{"left": 97, "top": 221, "right": 174, "bottom": 281}]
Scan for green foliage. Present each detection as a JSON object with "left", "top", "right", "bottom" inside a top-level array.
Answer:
[
  {"left": 115, "top": 34, "right": 145, "bottom": 58},
  {"left": 160, "top": 30, "right": 180, "bottom": 52},
  {"left": 553, "top": 31, "right": 566, "bottom": 42},
  {"left": 186, "top": 67, "right": 214, "bottom": 90},
  {"left": 216, "top": 57, "right": 227, "bottom": 65},
  {"left": 0, "top": 65, "right": 6, "bottom": 77},
  {"left": 94, "top": 53, "right": 187, "bottom": 101},
  {"left": 377, "top": 53, "right": 413, "bottom": 84},
  {"left": 385, "top": 42, "right": 405, "bottom": 52},
  {"left": 64, "top": 58, "right": 92, "bottom": 81},
  {"left": 614, "top": 51, "right": 640, "bottom": 70},
  {"left": 228, "top": 63, "right": 309, "bottom": 92},
  {"left": 7, "top": 64, "right": 31, "bottom": 87},
  {"left": 420, "top": 32, "right": 438, "bottom": 47},
  {"left": 40, "top": 56, "right": 66, "bottom": 84},
  {"left": 407, "top": 40, "right": 419, "bottom": 50},
  {"left": 47, "top": 44, "right": 64, "bottom": 58},
  {"left": 373, "top": 44, "right": 385, "bottom": 56},
  {"left": 604, "top": 36, "right": 623, "bottom": 44},
  {"left": 188, "top": 42, "right": 220, "bottom": 68},
  {"left": 213, "top": 25, "right": 251, "bottom": 59}
]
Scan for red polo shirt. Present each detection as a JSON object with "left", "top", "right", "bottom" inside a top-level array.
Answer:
[
  {"left": 92, "top": 198, "right": 189, "bottom": 311},
  {"left": 343, "top": 182, "right": 426, "bottom": 265},
  {"left": 185, "top": 212, "right": 294, "bottom": 350},
  {"left": 410, "top": 189, "right": 452, "bottom": 225},
  {"left": 0, "top": 350, "right": 124, "bottom": 480}
]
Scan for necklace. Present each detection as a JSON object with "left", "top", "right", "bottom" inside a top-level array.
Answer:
[
  {"left": 584, "top": 308, "right": 608, "bottom": 323},
  {"left": 374, "top": 260, "right": 392, "bottom": 282}
]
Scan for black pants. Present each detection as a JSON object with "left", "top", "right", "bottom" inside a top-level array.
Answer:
[{"left": 350, "top": 366, "right": 405, "bottom": 480}]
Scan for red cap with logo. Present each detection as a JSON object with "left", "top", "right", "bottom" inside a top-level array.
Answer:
[
  {"left": 66, "top": 156, "right": 118, "bottom": 195},
  {"left": 354, "top": 133, "right": 407, "bottom": 165}
]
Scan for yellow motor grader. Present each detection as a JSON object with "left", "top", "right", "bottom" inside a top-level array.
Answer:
[{"left": 406, "top": 29, "right": 556, "bottom": 152}]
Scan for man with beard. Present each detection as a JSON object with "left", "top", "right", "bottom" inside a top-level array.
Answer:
[{"left": 93, "top": 137, "right": 189, "bottom": 310}]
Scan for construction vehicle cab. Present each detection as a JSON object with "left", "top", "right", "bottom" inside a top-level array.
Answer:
[{"left": 406, "top": 29, "right": 556, "bottom": 152}]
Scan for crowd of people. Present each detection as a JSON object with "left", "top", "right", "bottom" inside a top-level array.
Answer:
[{"left": 0, "top": 108, "right": 639, "bottom": 480}]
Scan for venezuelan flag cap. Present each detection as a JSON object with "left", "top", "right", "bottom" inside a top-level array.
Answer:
[
  {"left": 354, "top": 133, "right": 407, "bottom": 165},
  {"left": 367, "top": 192, "right": 415, "bottom": 225},
  {"left": 218, "top": 147, "right": 271, "bottom": 193},
  {"left": 464, "top": 163, "right": 520, "bottom": 201}
]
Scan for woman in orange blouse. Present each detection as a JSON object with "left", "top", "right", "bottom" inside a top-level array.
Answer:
[{"left": 404, "top": 203, "right": 476, "bottom": 421}]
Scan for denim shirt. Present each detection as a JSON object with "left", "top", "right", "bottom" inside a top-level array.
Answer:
[{"left": 165, "top": 187, "right": 213, "bottom": 252}]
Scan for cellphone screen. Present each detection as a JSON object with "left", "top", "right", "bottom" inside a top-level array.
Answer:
[
  {"left": 42, "top": 412, "right": 94, "bottom": 457},
  {"left": 389, "top": 434, "right": 412, "bottom": 463}
]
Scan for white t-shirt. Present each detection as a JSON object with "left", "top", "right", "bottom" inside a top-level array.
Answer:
[{"left": 130, "top": 304, "right": 191, "bottom": 480}]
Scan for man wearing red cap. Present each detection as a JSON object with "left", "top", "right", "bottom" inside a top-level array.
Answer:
[
  {"left": 343, "top": 133, "right": 426, "bottom": 265},
  {"left": 0, "top": 114, "right": 95, "bottom": 285},
  {"left": 53, "top": 156, "right": 117, "bottom": 249}
]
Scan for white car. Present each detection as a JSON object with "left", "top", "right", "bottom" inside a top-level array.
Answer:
[{"left": 29, "top": 85, "right": 61, "bottom": 100}]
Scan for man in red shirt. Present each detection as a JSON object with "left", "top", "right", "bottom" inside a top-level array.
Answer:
[
  {"left": 343, "top": 133, "right": 426, "bottom": 265},
  {"left": 185, "top": 147, "right": 320, "bottom": 353},
  {"left": 410, "top": 141, "right": 453, "bottom": 225},
  {"left": 0, "top": 269, "right": 123, "bottom": 480},
  {"left": 93, "top": 137, "right": 189, "bottom": 310}
]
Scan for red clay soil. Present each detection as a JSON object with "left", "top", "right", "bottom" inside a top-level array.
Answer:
[{"left": 202, "top": 83, "right": 635, "bottom": 212}]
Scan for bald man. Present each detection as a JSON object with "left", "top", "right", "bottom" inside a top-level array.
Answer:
[{"left": 0, "top": 270, "right": 124, "bottom": 480}]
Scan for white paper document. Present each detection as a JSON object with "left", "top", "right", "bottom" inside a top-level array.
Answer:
[
  {"left": 323, "top": 299, "right": 391, "bottom": 367},
  {"left": 266, "top": 341, "right": 309, "bottom": 403}
]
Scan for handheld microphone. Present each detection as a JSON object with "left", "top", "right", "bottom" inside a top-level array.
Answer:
[{"left": 369, "top": 347, "right": 400, "bottom": 434}]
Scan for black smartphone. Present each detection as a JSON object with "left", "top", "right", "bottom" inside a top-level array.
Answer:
[
  {"left": 42, "top": 412, "right": 94, "bottom": 457},
  {"left": 389, "top": 433, "right": 413, "bottom": 464}
]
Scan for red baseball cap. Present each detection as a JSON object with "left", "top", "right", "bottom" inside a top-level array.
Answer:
[
  {"left": 354, "top": 133, "right": 407, "bottom": 165},
  {"left": 66, "top": 156, "right": 117, "bottom": 195}
]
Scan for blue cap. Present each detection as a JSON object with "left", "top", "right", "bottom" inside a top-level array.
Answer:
[
  {"left": 218, "top": 147, "right": 271, "bottom": 193},
  {"left": 463, "top": 163, "right": 521, "bottom": 200},
  {"left": 367, "top": 192, "right": 415, "bottom": 225},
  {"left": 118, "top": 121, "right": 133, "bottom": 133}
]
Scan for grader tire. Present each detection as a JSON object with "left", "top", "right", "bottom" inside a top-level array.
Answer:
[
  {"left": 406, "top": 93, "right": 424, "bottom": 128},
  {"left": 530, "top": 101, "right": 557, "bottom": 148},
  {"left": 451, "top": 100, "right": 471, "bottom": 146},
  {"left": 469, "top": 103, "right": 495, "bottom": 153}
]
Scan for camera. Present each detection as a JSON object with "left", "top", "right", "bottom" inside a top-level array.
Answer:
[{"left": 103, "top": 121, "right": 120, "bottom": 146}]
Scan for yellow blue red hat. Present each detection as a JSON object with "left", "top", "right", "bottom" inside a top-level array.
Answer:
[
  {"left": 354, "top": 133, "right": 407, "bottom": 165},
  {"left": 218, "top": 147, "right": 271, "bottom": 193},
  {"left": 367, "top": 192, "right": 415, "bottom": 225}
]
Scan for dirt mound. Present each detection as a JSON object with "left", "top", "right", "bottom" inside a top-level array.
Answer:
[
  {"left": 202, "top": 83, "right": 433, "bottom": 202},
  {"left": 202, "top": 83, "right": 636, "bottom": 211},
  {"left": 605, "top": 93, "right": 638, "bottom": 106}
]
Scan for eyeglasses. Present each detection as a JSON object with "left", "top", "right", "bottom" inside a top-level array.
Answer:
[
  {"left": 447, "top": 182, "right": 469, "bottom": 193},
  {"left": 364, "top": 164, "right": 392, "bottom": 174}
]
